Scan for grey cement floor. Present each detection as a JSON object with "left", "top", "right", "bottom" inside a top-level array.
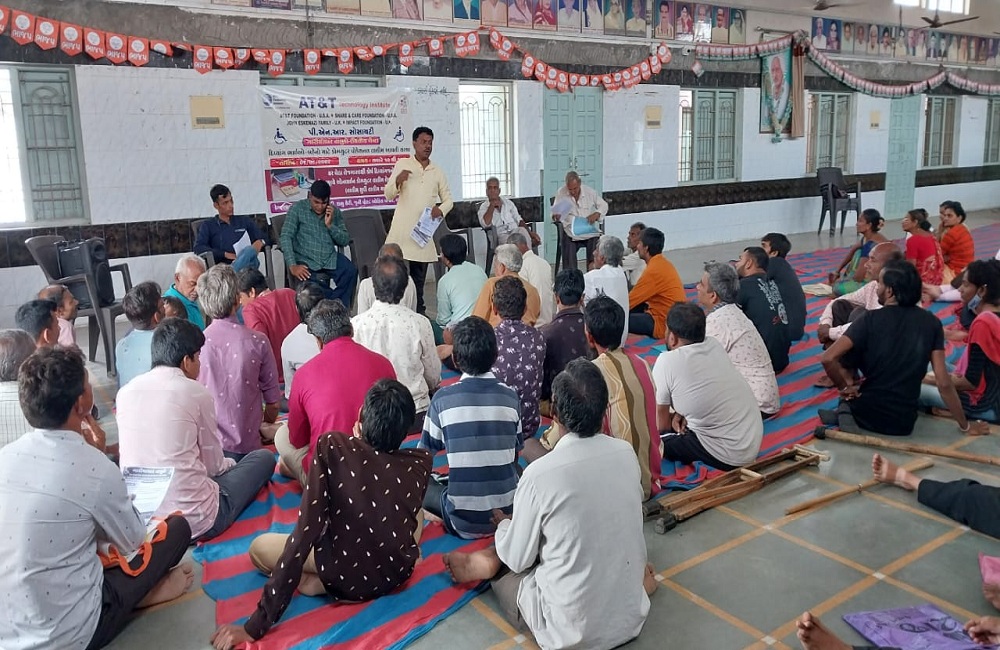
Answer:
[{"left": 77, "top": 210, "right": 1000, "bottom": 650}]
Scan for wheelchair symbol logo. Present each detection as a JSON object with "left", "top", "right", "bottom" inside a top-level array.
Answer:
[{"left": 274, "top": 128, "right": 287, "bottom": 145}]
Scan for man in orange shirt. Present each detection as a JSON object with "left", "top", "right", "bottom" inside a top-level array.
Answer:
[{"left": 627, "top": 227, "right": 686, "bottom": 339}]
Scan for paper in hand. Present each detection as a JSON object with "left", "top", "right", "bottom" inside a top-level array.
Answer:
[
  {"left": 410, "top": 207, "right": 442, "bottom": 248},
  {"left": 122, "top": 466, "right": 174, "bottom": 525},
  {"left": 551, "top": 197, "right": 575, "bottom": 222},
  {"left": 233, "top": 231, "right": 252, "bottom": 257}
]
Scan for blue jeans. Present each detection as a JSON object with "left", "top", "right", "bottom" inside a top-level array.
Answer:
[
  {"left": 231, "top": 246, "right": 260, "bottom": 272},
  {"left": 917, "top": 383, "right": 999, "bottom": 423},
  {"left": 199, "top": 449, "right": 275, "bottom": 541},
  {"left": 305, "top": 253, "right": 358, "bottom": 308}
]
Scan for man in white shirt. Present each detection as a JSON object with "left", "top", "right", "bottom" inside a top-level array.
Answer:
[
  {"left": 0, "top": 346, "right": 193, "bottom": 650},
  {"left": 356, "top": 242, "right": 418, "bottom": 314},
  {"left": 583, "top": 234, "right": 630, "bottom": 347},
  {"left": 621, "top": 221, "right": 647, "bottom": 286},
  {"left": 653, "top": 302, "right": 763, "bottom": 471},
  {"left": 117, "top": 318, "right": 275, "bottom": 541},
  {"left": 478, "top": 177, "right": 539, "bottom": 267},
  {"left": 697, "top": 263, "right": 780, "bottom": 417},
  {"left": 442, "top": 358, "right": 655, "bottom": 650},
  {"left": 352, "top": 255, "right": 440, "bottom": 425},
  {"left": 552, "top": 170, "right": 608, "bottom": 272},
  {"left": 280, "top": 284, "right": 325, "bottom": 400},
  {"left": 0, "top": 329, "right": 35, "bottom": 449},
  {"left": 509, "top": 231, "right": 554, "bottom": 327}
]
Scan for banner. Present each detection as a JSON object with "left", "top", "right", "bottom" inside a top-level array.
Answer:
[{"left": 259, "top": 87, "right": 413, "bottom": 216}]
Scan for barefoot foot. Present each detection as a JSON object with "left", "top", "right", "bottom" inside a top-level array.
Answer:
[
  {"left": 871, "top": 453, "right": 919, "bottom": 491},
  {"left": 643, "top": 562, "right": 658, "bottom": 596},
  {"left": 138, "top": 562, "right": 194, "bottom": 608},
  {"left": 442, "top": 549, "right": 501, "bottom": 584},
  {"left": 796, "top": 612, "right": 852, "bottom": 650}
]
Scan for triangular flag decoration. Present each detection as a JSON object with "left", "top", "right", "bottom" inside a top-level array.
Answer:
[
  {"left": 151, "top": 39, "right": 173, "bottom": 57},
  {"left": 489, "top": 28, "right": 501, "bottom": 48},
  {"left": 268, "top": 49, "right": 286, "bottom": 76},
  {"left": 454, "top": 31, "right": 480, "bottom": 57},
  {"left": 649, "top": 54, "right": 662, "bottom": 74},
  {"left": 252, "top": 48, "right": 269, "bottom": 64},
  {"left": 622, "top": 67, "right": 637, "bottom": 88},
  {"left": 303, "top": 49, "right": 321, "bottom": 74},
  {"left": 427, "top": 37, "right": 444, "bottom": 57},
  {"left": 371, "top": 44, "right": 385, "bottom": 57},
  {"left": 355, "top": 46, "right": 374, "bottom": 61},
  {"left": 0, "top": 6, "right": 9, "bottom": 35},
  {"left": 9, "top": 10, "right": 35, "bottom": 45},
  {"left": 234, "top": 48, "right": 250, "bottom": 66},
  {"left": 173, "top": 43, "right": 193, "bottom": 52},
  {"left": 128, "top": 37, "right": 150, "bottom": 66},
  {"left": 639, "top": 60, "right": 651, "bottom": 80},
  {"left": 33, "top": 17, "right": 58, "bottom": 50},
  {"left": 496, "top": 36, "right": 514, "bottom": 61},
  {"left": 214, "top": 47, "right": 235, "bottom": 69},
  {"left": 655, "top": 43, "right": 671, "bottom": 64},
  {"left": 84, "top": 28, "right": 105, "bottom": 59},
  {"left": 534, "top": 61, "right": 547, "bottom": 82},
  {"left": 193, "top": 45, "right": 213, "bottom": 74},
  {"left": 521, "top": 53, "right": 535, "bottom": 78},
  {"left": 398, "top": 42, "right": 415, "bottom": 67},
  {"left": 105, "top": 33, "right": 128, "bottom": 64},
  {"left": 337, "top": 48, "right": 354, "bottom": 74},
  {"left": 556, "top": 70, "right": 569, "bottom": 93},
  {"left": 60, "top": 23, "right": 82, "bottom": 56},
  {"left": 321, "top": 48, "right": 336, "bottom": 57}
]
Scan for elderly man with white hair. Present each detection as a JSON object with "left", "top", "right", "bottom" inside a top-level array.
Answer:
[
  {"left": 583, "top": 235, "right": 630, "bottom": 347},
  {"left": 471, "top": 244, "right": 542, "bottom": 328},
  {"left": 696, "top": 262, "right": 780, "bottom": 417},
  {"left": 164, "top": 253, "right": 208, "bottom": 330},
  {"left": 508, "top": 231, "right": 553, "bottom": 327},
  {"left": 478, "top": 177, "right": 539, "bottom": 252},
  {"left": 196, "top": 265, "right": 282, "bottom": 460}
]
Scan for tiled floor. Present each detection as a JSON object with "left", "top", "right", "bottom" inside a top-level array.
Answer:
[{"left": 86, "top": 210, "right": 1000, "bottom": 650}]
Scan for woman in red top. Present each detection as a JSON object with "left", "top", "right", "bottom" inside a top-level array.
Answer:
[
  {"left": 938, "top": 200, "right": 975, "bottom": 282},
  {"left": 902, "top": 208, "right": 944, "bottom": 286}
]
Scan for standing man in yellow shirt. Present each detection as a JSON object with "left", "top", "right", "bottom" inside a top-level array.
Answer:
[{"left": 384, "top": 127, "right": 455, "bottom": 314}]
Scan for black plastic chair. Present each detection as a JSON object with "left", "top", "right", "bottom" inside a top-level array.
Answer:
[
  {"left": 191, "top": 217, "right": 277, "bottom": 289},
  {"left": 342, "top": 209, "right": 388, "bottom": 281},
  {"left": 817, "top": 167, "right": 862, "bottom": 236},
  {"left": 271, "top": 213, "right": 356, "bottom": 291}
]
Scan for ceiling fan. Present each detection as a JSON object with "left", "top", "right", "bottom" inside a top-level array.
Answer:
[
  {"left": 808, "top": 0, "right": 859, "bottom": 10},
  {"left": 921, "top": 10, "right": 979, "bottom": 29}
]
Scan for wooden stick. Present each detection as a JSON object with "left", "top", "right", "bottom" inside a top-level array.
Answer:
[
  {"left": 814, "top": 426, "right": 1000, "bottom": 467},
  {"left": 784, "top": 457, "right": 935, "bottom": 515}
]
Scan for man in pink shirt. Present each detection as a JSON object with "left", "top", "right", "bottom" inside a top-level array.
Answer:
[
  {"left": 117, "top": 318, "right": 274, "bottom": 540},
  {"left": 275, "top": 299, "right": 396, "bottom": 486},
  {"left": 237, "top": 268, "right": 299, "bottom": 384},
  {"left": 196, "top": 265, "right": 282, "bottom": 460}
]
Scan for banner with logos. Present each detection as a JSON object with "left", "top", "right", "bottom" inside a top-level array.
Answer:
[{"left": 259, "top": 87, "right": 413, "bottom": 215}]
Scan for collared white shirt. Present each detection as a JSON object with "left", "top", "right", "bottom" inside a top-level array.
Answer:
[
  {"left": 0, "top": 429, "right": 144, "bottom": 650},
  {"left": 495, "top": 433, "right": 650, "bottom": 650},
  {"left": 0, "top": 381, "right": 31, "bottom": 449},
  {"left": 356, "top": 276, "right": 418, "bottom": 315},
  {"left": 554, "top": 183, "right": 608, "bottom": 241},
  {"left": 706, "top": 304, "right": 781, "bottom": 415},
  {"left": 818, "top": 280, "right": 881, "bottom": 340},
  {"left": 519, "top": 250, "right": 554, "bottom": 327},
  {"left": 352, "top": 301, "right": 441, "bottom": 412},
  {"left": 281, "top": 322, "right": 320, "bottom": 399},
  {"left": 583, "top": 264, "right": 629, "bottom": 347},
  {"left": 117, "top": 365, "right": 236, "bottom": 538},
  {"left": 477, "top": 197, "right": 523, "bottom": 241},
  {"left": 622, "top": 250, "right": 647, "bottom": 285}
]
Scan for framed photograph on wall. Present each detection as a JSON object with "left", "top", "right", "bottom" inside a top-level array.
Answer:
[{"left": 760, "top": 48, "right": 792, "bottom": 134}]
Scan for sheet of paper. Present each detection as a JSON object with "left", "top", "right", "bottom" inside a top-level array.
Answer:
[
  {"left": 232, "top": 230, "right": 252, "bottom": 257},
  {"left": 551, "top": 197, "right": 575, "bottom": 222},
  {"left": 570, "top": 216, "right": 601, "bottom": 239},
  {"left": 122, "top": 466, "right": 174, "bottom": 525},
  {"left": 843, "top": 604, "right": 986, "bottom": 650},
  {"left": 410, "top": 206, "right": 441, "bottom": 248}
]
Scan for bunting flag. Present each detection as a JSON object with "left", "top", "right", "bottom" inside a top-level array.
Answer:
[
  {"left": 427, "top": 37, "right": 444, "bottom": 57},
  {"left": 251, "top": 48, "right": 269, "bottom": 64},
  {"left": 105, "top": 33, "right": 127, "bottom": 64},
  {"left": 151, "top": 39, "right": 173, "bottom": 57},
  {"left": 453, "top": 30, "right": 479, "bottom": 57},
  {"left": 214, "top": 47, "right": 234, "bottom": 69},
  {"left": 267, "top": 49, "right": 285, "bottom": 76},
  {"left": 520, "top": 53, "right": 536, "bottom": 78},
  {"left": 33, "top": 16, "right": 57, "bottom": 50},
  {"left": 336, "top": 48, "right": 354, "bottom": 74},
  {"left": 128, "top": 36, "right": 149, "bottom": 66},
  {"left": 302, "top": 48, "right": 321, "bottom": 74},
  {"left": 398, "top": 42, "right": 415, "bottom": 67},
  {"left": 60, "top": 23, "right": 82, "bottom": 56},
  {"left": 192, "top": 45, "right": 213, "bottom": 74},
  {"left": 233, "top": 48, "right": 250, "bottom": 66},
  {"left": 83, "top": 28, "right": 105, "bottom": 59},
  {"left": 354, "top": 46, "right": 374, "bottom": 61},
  {"left": 9, "top": 10, "right": 34, "bottom": 45}
]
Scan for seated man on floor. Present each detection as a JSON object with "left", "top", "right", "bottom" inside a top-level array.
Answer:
[
  {"left": 491, "top": 276, "right": 547, "bottom": 443},
  {"left": 209, "top": 379, "right": 432, "bottom": 650},
  {"left": 420, "top": 316, "right": 521, "bottom": 539},
  {"left": 194, "top": 184, "right": 266, "bottom": 272},
  {"left": 116, "top": 281, "right": 165, "bottom": 388},
  {"left": 0, "top": 329, "right": 37, "bottom": 449},
  {"left": 279, "top": 284, "right": 325, "bottom": 400},
  {"left": 736, "top": 246, "right": 791, "bottom": 373},
  {"left": 628, "top": 227, "right": 686, "bottom": 340},
  {"left": 653, "top": 303, "right": 763, "bottom": 471},
  {"left": 471, "top": 244, "right": 541, "bottom": 328},
  {"left": 197, "top": 265, "right": 281, "bottom": 459},
  {"left": 277, "top": 299, "right": 396, "bottom": 486},
  {"left": 164, "top": 253, "right": 208, "bottom": 330},
  {"left": 443, "top": 358, "right": 655, "bottom": 650},
  {"left": 0, "top": 347, "right": 193, "bottom": 650},
  {"left": 697, "top": 263, "right": 780, "bottom": 417},
  {"left": 584, "top": 234, "right": 630, "bottom": 347},
  {"left": 15, "top": 299, "right": 61, "bottom": 349},
  {"left": 541, "top": 269, "right": 589, "bottom": 408},
  {"left": 352, "top": 255, "right": 440, "bottom": 431},
  {"left": 436, "top": 233, "right": 488, "bottom": 345},
  {"left": 552, "top": 170, "right": 608, "bottom": 271},
  {"left": 820, "top": 259, "right": 970, "bottom": 436},
  {"left": 238, "top": 268, "right": 299, "bottom": 385},
  {"left": 37, "top": 284, "right": 78, "bottom": 348},
  {"left": 761, "top": 232, "right": 806, "bottom": 341},
  {"left": 509, "top": 231, "right": 554, "bottom": 327},
  {"left": 356, "top": 243, "right": 417, "bottom": 314},
  {"left": 118, "top": 317, "right": 275, "bottom": 541},
  {"left": 280, "top": 179, "right": 358, "bottom": 307}
]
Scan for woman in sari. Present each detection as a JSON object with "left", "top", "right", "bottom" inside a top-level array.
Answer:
[
  {"left": 938, "top": 200, "right": 975, "bottom": 284},
  {"left": 902, "top": 208, "right": 944, "bottom": 287},
  {"left": 827, "top": 208, "right": 887, "bottom": 296}
]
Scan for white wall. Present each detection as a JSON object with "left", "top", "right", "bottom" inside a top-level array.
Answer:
[
  {"left": 850, "top": 94, "right": 891, "bottom": 175},
  {"left": 603, "top": 85, "right": 679, "bottom": 192}
]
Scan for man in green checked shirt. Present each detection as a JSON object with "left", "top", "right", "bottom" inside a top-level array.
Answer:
[{"left": 280, "top": 180, "right": 358, "bottom": 308}]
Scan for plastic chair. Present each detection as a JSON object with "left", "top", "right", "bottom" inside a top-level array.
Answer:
[
  {"left": 271, "top": 213, "right": 356, "bottom": 290},
  {"left": 191, "top": 217, "right": 276, "bottom": 289},
  {"left": 342, "top": 209, "right": 388, "bottom": 281},
  {"left": 817, "top": 167, "right": 862, "bottom": 236},
  {"left": 432, "top": 222, "right": 476, "bottom": 282},
  {"left": 25, "top": 235, "right": 133, "bottom": 377}
]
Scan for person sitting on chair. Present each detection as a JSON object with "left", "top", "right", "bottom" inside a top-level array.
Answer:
[
  {"left": 627, "top": 227, "right": 685, "bottom": 340},
  {"left": 552, "top": 171, "right": 608, "bottom": 271},
  {"left": 477, "top": 177, "right": 539, "bottom": 252},
  {"left": 194, "top": 184, "right": 266, "bottom": 272}
]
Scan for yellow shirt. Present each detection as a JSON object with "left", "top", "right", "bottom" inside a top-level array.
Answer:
[{"left": 384, "top": 156, "right": 454, "bottom": 263}]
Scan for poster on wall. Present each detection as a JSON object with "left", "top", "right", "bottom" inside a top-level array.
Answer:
[
  {"left": 729, "top": 7, "right": 745, "bottom": 43},
  {"left": 652, "top": 0, "right": 672, "bottom": 38},
  {"left": 760, "top": 47, "right": 791, "bottom": 134},
  {"left": 507, "top": 0, "right": 532, "bottom": 26},
  {"left": 583, "top": 0, "right": 603, "bottom": 31},
  {"left": 259, "top": 87, "right": 414, "bottom": 215},
  {"left": 604, "top": 0, "right": 625, "bottom": 35}
]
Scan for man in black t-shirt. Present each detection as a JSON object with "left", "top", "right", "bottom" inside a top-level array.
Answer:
[
  {"left": 761, "top": 233, "right": 806, "bottom": 341},
  {"left": 736, "top": 246, "right": 791, "bottom": 373},
  {"left": 819, "top": 260, "right": 970, "bottom": 436}
]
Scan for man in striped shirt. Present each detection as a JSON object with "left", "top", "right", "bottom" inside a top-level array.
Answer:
[{"left": 419, "top": 316, "right": 521, "bottom": 539}]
